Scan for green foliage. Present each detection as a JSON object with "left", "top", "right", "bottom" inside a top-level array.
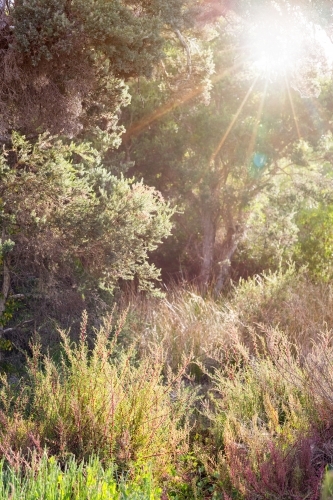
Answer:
[
  {"left": 13, "top": 0, "right": 74, "bottom": 66},
  {"left": 236, "top": 133, "right": 333, "bottom": 280},
  {"left": 0, "top": 298, "right": 19, "bottom": 327},
  {"left": 13, "top": 0, "right": 165, "bottom": 77},
  {"left": 0, "top": 339, "right": 12, "bottom": 353},
  {"left": 1, "top": 273, "right": 333, "bottom": 497},
  {"left": 125, "top": 271, "right": 333, "bottom": 497},
  {"left": 229, "top": 264, "right": 303, "bottom": 328},
  {"left": 208, "top": 346, "right": 311, "bottom": 473},
  {"left": 0, "top": 239, "right": 15, "bottom": 259},
  {"left": 0, "top": 454, "right": 161, "bottom": 499},
  {"left": 295, "top": 204, "right": 333, "bottom": 281},
  {"left": 195, "top": 322, "right": 329, "bottom": 498},
  {"left": 1, "top": 1, "right": 333, "bottom": 498}
]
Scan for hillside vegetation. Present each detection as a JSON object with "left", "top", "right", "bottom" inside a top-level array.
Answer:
[{"left": 1, "top": 0, "right": 333, "bottom": 498}]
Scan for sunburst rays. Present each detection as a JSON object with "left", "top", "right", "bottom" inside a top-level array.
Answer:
[
  {"left": 122, "top": 37, "right": 311, "bottom": 165},
  {"left": 285, "top": 74, "right": 301, "bottom": 141},
  {"left": 210, "top": 75, "right": 259, "bottom": 165},
  {"left": 123, "top": 59, "right": 243, "bottom": 143},
  {"left": 245, "top": 80, "right": 268, "bottom": 166}
]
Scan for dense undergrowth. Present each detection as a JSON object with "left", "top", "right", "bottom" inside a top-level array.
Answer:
[{"left": 2, "top": 266, "right": 333, "bottom": 498}]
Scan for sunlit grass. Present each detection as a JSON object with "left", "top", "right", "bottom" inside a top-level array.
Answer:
[
  {"left": 2, "top": 268, "right": 333, "bottom": 497},
  {"left": 0, "top": 315, "right": 193, "bottom": 480},
  {"left": 121, "top": 268, "right": 333, "bottom": 497}
]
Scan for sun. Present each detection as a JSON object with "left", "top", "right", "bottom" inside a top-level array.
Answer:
[
  {"left": 238, "top": 2, "right": 333, "bottom": 96},
  {"left": 245, "top": 6, "right": 306, "bottom": 81},
  {"left": 249, "top": 18, "right": 302, "bottom": 79}
]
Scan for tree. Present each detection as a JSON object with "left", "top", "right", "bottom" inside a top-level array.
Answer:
[
  {"left": 118, "top": 16, "right": 333, "bottom": 291},
  {"left": 0, "top": 0, "right": 200, "bottom": 142},
  {"left": 201, "top": 0, "right": 333, "bottom": 98}
]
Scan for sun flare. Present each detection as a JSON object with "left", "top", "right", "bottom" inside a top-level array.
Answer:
[
  {"left": 242, "top": 4, "right": 333, "bottom": 88},
  {"left": 246, "top": 8, "right": 306, "bottom": 80}
]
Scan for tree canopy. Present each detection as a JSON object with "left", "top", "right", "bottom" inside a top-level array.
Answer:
[{"left": 1, "top": 0, "right": 333, "bottom": 325}]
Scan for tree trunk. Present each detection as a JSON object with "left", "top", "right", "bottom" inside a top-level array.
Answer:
[
  {"left": 199, "top": 208, "right": 217, "bottom": 290},
  {"left": 0, "top": 258, "right": 10, "bottom": 318},
  {"left": 0, "top": 228, "right": 11, "bottom": 361},
  {"left": 0, "top": 255, "right": 10, "bottom": 362},
  {"left": 214, "top": 226, "right": 242, "bottom": 295}
]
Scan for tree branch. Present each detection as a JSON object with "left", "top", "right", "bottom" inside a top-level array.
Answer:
[{"left": 174, "top": 29, "right": 191, "bottom": 77}]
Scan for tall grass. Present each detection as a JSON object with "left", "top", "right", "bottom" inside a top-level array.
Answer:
[
  {"left": 2, "top": 267, "right": 333, "bottom": 498},
  {"left": 122, "top": 267, "right": 333, "bottom": 498},
  {"left": 126, "top": 265, "right": 333, "bottom": 373},
  {"left": 204, "top": 329, "right": 319, "bottom": 499},
  {"left": 0, "top": 312, "right": 193, "bottom": 480},
  {"left": 228, "top": 265, "right": 333, "bottom": 348}
]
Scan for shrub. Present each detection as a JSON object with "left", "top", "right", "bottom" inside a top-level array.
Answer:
[
  {"left": 227, "top": 264, "right": 333, "bottom": 347},
  {"left": 321, "top": 467, "right": 333, "bottom": 500},
  {"left": 0, "top": 133, "right": 174, "bottom": 332},
  {"left": 205, "top": 336, "right": 314, "bottom": 498},
  {"left": 198, "top": 325, "right": 333, "bottom": 499}
]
